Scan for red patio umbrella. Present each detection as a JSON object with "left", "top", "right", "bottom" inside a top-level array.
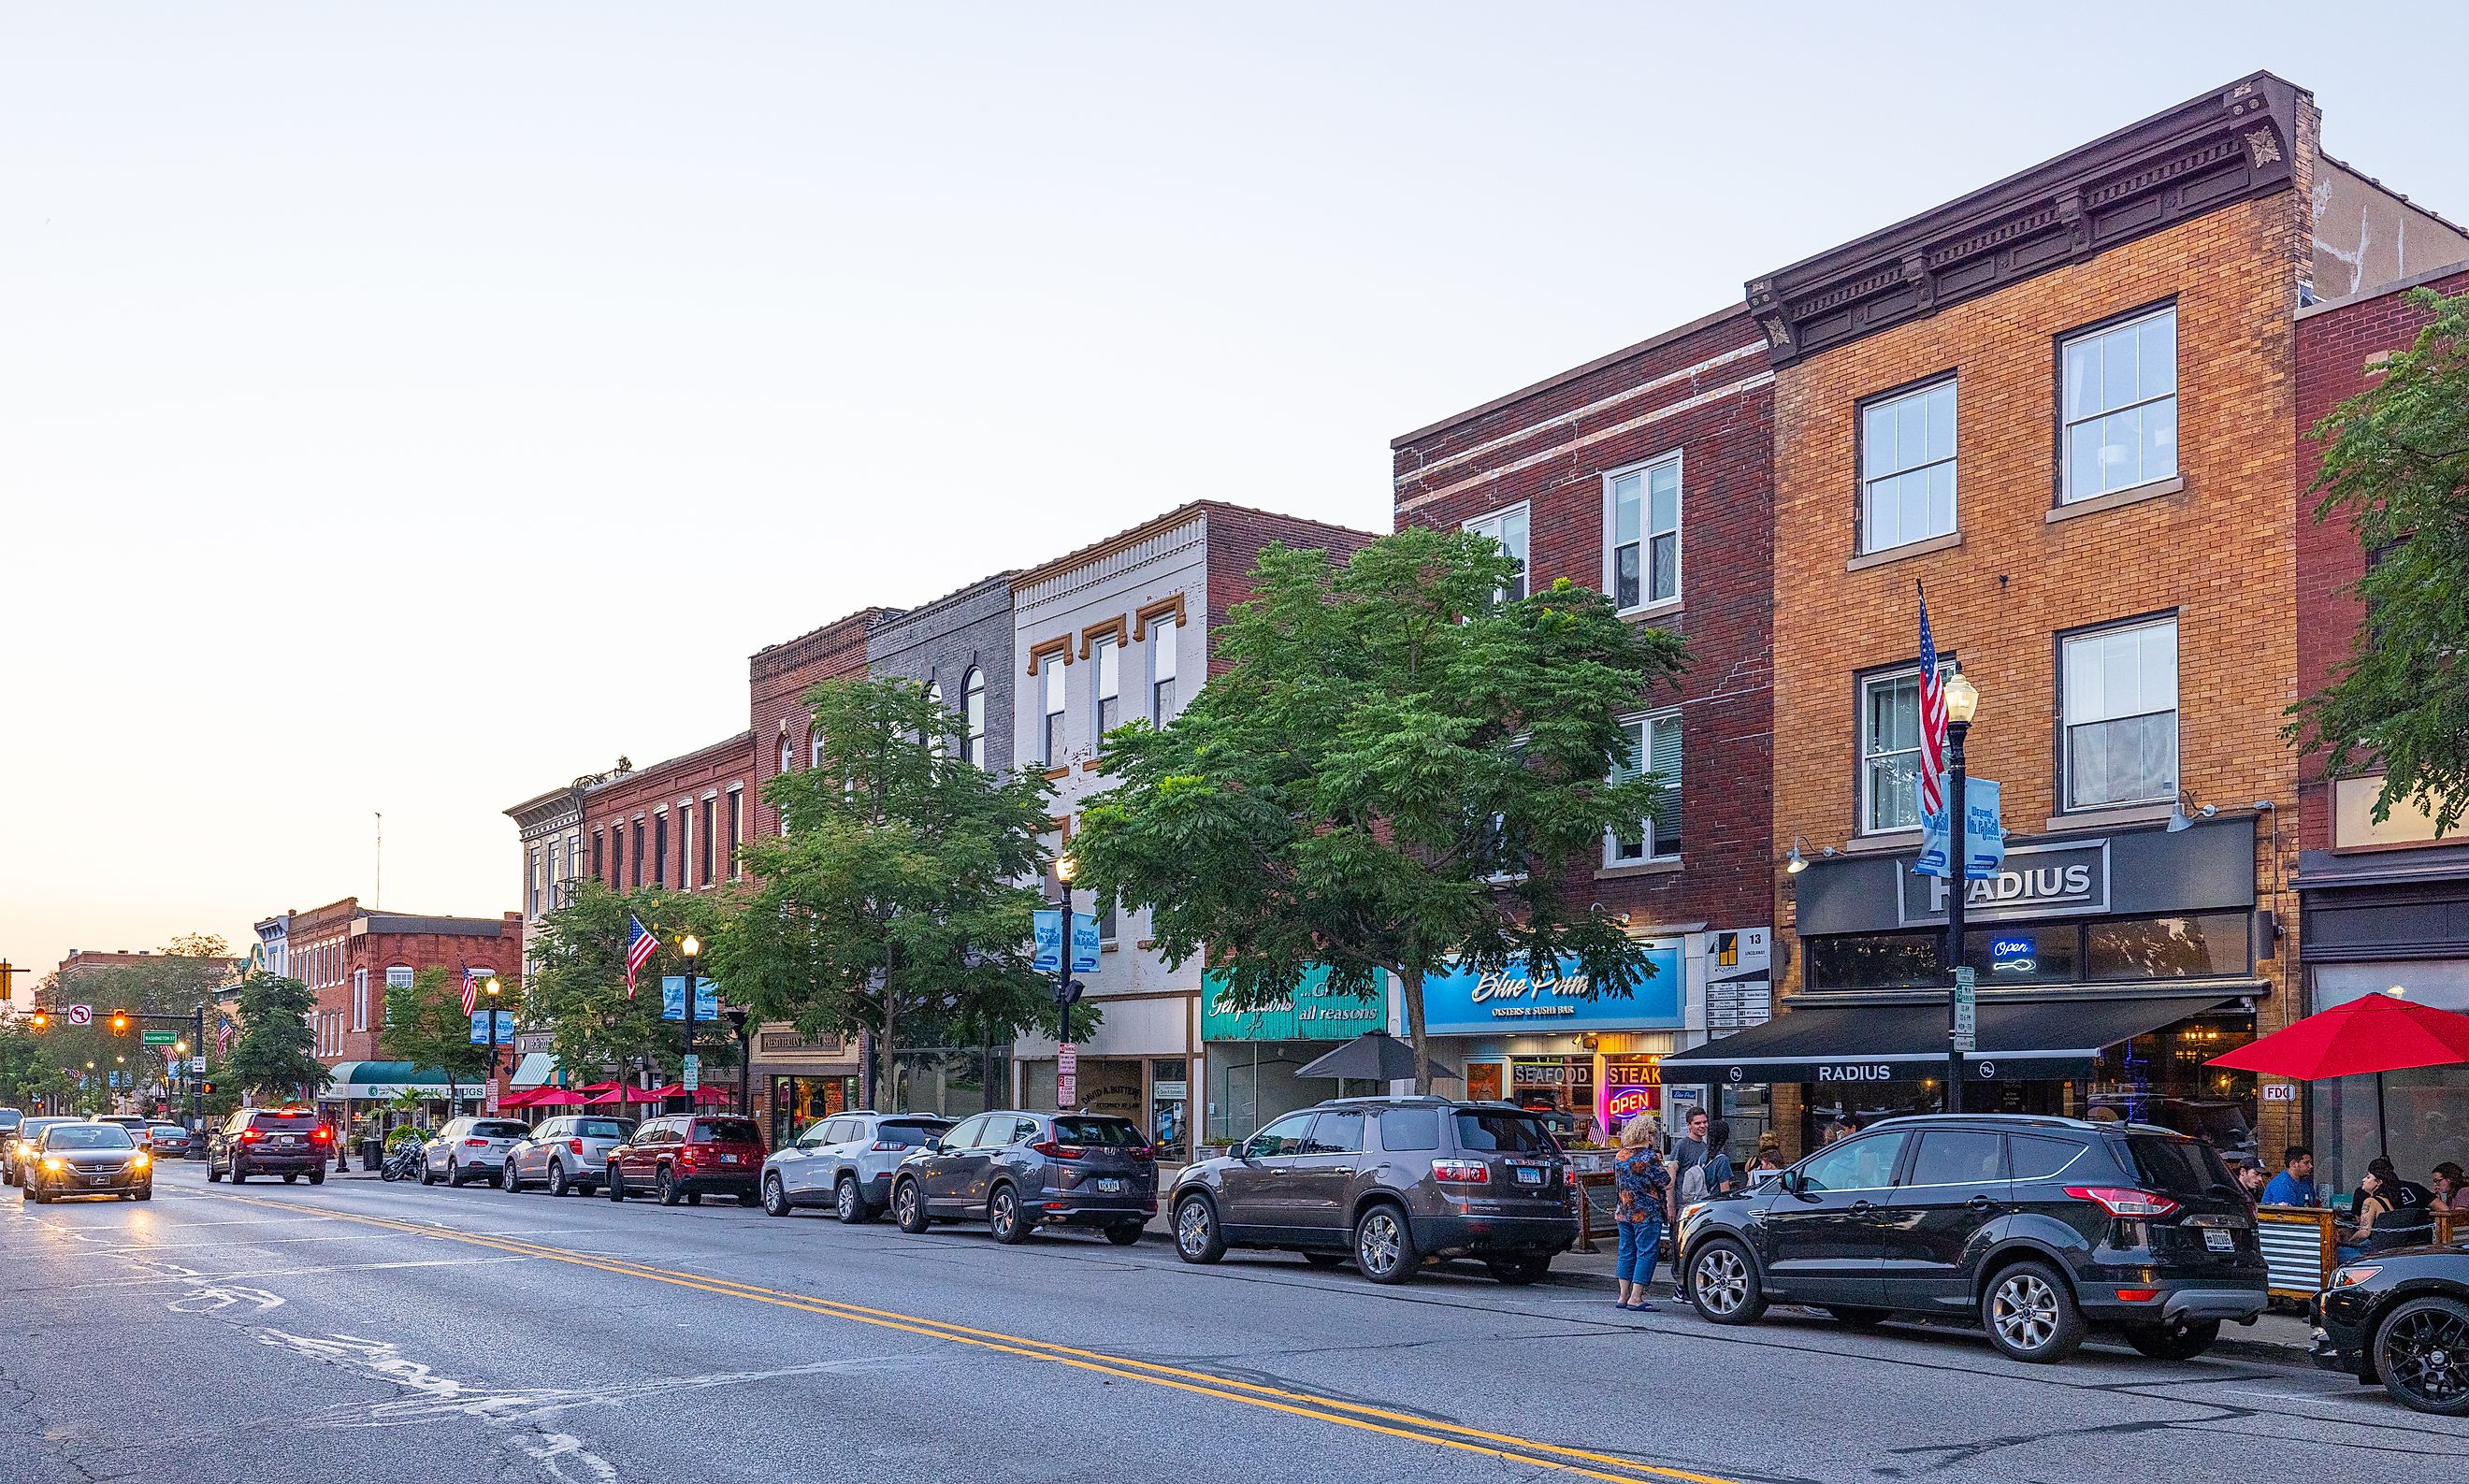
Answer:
[
  {"left": 583, "top": 1087, "right": 661, "bottom": 1105},
  {"left": 496, "top": 1088, "right": 545, "bottom": 1109},
  {"left": 2208, "top": 990, "right": 2469, "bottom": 1158},
  {"left": 573, "top": 1081, "right": 625, "bottom": 1095},
  {"left": 643, "top": 1085, "right": 733, "bottom": 1107},
  {"left": 524, "top": 1088, "right": 588, "bottom": 1107}
]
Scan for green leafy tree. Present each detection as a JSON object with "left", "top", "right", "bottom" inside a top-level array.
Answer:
[
  {"left": 0, "top": 1024, "right": 51, "bottom": 1107},
  {"left": 526, "top": 882, "right": 732, "bottom": 1086},
  {"left": 377, "top": 966, "right": 496, "bottom": 1110},
  {"left": 1071, "top": 527, "right": 1687, "bottom": 1093},
  {"left": 709, "top": 676, "right": 1061, "bottom": 1106},
  {"left": 226, "top": 973, "right": 330, "bottom": 1102},
  {"left": 31, "top": 932, "right": 233, "bottom": 1092},
  {"left": 2288, "top": 286, "right": 2469, "bottom": 835}
]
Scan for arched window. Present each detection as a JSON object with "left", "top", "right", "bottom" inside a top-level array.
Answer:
[
  {"left": 779, "top": 736, "right": 794, "bottom": 774},
  {"left": 810, "top": 729, "right": 825, "bottom": 771},
  {"left": 963, "top": 668, "right": 988, "bottom": 770},
  {"left": 925, "top": 681, "right": 949, "bottom": 756}
]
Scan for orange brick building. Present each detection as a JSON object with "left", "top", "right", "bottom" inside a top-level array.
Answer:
[{"left": 1660, "top": 74, "right": 2464, "bottom": 1166}]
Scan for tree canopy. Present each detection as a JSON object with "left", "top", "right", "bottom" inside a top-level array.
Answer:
[
  {"left": 227, "top": 973, "right": 329, "bottom": 1102},
  {"left": 525, "top": 882, "right": 732, "bottom": 1085},
  {"left": 2289, "top": 286, "right": 2469, "bottom": 836},
  {"left": 709, "top": 675, "right": 1062, "bottom": 1107},
  {"left": 1070, "top": 526, "right": 1688, "bottom": 1092}
]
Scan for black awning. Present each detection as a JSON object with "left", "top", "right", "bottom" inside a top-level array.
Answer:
[{"left": 1659, "top": 994, "right": 2235, "bottom": 1087}]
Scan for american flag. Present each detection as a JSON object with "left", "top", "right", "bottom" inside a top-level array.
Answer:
[
  {"left": 215, "top": 1016, "right": 234, "bottom": 1055},
  {"left": 624, "top": 915, "right": 658, "bottom": 998},
  {"left": 461, "top": 966, "right": 484, "bottom": 1017},
  {"left": 1916, "top": 584, "right": 1949, "bottom": 823}
]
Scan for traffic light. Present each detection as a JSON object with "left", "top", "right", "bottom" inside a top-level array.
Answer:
[
  {"left": 198, "top": 1081, "right": 217, "bottom": 1096},
  {"left": 28, "top": 1011, "right": 47, "bottom": 1030},
  {"left": 108, "top": 1011, "right": 131, "bottom": 1034}
]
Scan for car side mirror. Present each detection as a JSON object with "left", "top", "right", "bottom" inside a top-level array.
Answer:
[
  {"left": 1778, "top": 1170, "right": 1804, "bottom": 1195},
  {"left": 1236, "top": 1140, "right": 1259, "bottom": 1162},
  {"left": 922, "top": 1137, "right": 943, "bottom": 1153}
]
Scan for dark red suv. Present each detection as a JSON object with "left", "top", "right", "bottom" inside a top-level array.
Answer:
[{"left": 605, "top": 1115, "right": 766, "bottom": 1206}]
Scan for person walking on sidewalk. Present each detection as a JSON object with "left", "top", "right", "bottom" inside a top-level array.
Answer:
[{"left": 1610, "top": 1117, "right": 1669, "bottom": 1313}]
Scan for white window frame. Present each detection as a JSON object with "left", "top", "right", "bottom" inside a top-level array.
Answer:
[
  {"left": 1856, "top": 661, "right": 1954, "bottom": 837},
  {"left": 1604, "top": 454, "right": 1682, "bottom": 615},
  {"left": 1093, "top": 634, "right": 1120, "bottom": 740},
  {"left": 1464, "top": 501, "right": 1530, "bottom": 604},
  {"left": 962, "top": 668, "right": 989, "bottom": 768},
  {"left": 1148, "top": 621, "right": 1178, "bottom": 727},
  {"left": 352, "top": 968, "right": 368, "bottom": 1032},
  {"left": 1042, "top": 659, "right": 1068, "bottom": 766},
  {"left": 1603, "top": 709, "right": 1682, "bottom": 867},
  {"left": 2059, "top": 615, "right": 2180, "bottom": 813},
  {"left": 1859, "top": 378, "right": 1958, "bottom": 554},
  {"left": 727, "top": 785, "right": 745, "bottom": 876},
  {"left": 2060, "top": 305, "right": 2178, "bottom": 504}
]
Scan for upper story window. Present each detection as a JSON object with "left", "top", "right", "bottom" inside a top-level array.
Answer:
[
  {"left": 810, "top": 730, "right": 826, "bottom": 771},
  {"left": 2060, "top": 615, "right": 2178, "bottom": 812},
  {"left": 1465, "top": 503, "right": 1529, "bottom": 603},
  {"left": 1608, "top": 456, "right": 1680, "bottom": 612},
  {"left": 727, "top": 787, "right": 744, "bottom": 877},
  {"left": 1148, "top": 620, "right": 1178, "bottom": 727},
  {"left": 925, "top": 681, "right": 950, "bottom": 758},
  {"left": 1604, "top": 711, "right": 1682, "bottom": 867},
  {"left": 779, "top": 737, "right": 794, "bottom": 775},
  {"left": 962, "top": 668, "right": 989, "bottom": 769},
  {"left": 1093, "top": 634, "right": 1120, "bottom": 739},
  {"left": 1860, "top": 380, "right": 1956, "bottom": 553},
  {"left": 1856, "top": 660, "right": 1956, "bottom": 835},
  {"left": 2062, "top": 306, "right": 2176, "bottom": 503},
  {"left": 1042, "top": 658, "right": 1068, "bottom": 766},
  {"left": 652, "top": 812, "right": 669, "bottom": 888},
  {"left": 591, "top": 829, "right": 604, "bottom": 883}
]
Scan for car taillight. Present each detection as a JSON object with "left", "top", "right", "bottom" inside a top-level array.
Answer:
[
  {"left": 679, "top": 1146, "right": 697, "bottom": 1164},
  {"left": 1130, "top": 1146, "right": 1155, "bottom": 1163},
  {"left": 464, "top": 1138, "right": 489, "bottom": 1148},
  {"left": 1032, "top": 1141, "right": 1085, "bottom": 1160},
  {"left": 2064, "top": 1186, "right": 2181, "bottom": 1218},
  {"left": 311, "top": 1127, "right": 332, "bottom": 1143},
  {"left": 569, "top": 1139, "right": 586, "bottom": 1156},
  {"left": 238, "top": 1129, "right": 263, "bottom": 1144},
  {"left": 1431, "top": 1160, "right": 1488, "bottom": 1185},
  {"left": 869, "top": 1140, "right": 906, "bottom": 1152}
]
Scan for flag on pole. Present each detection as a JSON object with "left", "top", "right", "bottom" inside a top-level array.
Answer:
[
  {"left": 1916, "top": 584, "right": 1948, "bottom": 825},
  {"left": 624, "top": 916, "right": 658, "bottom": 998},
  {"left": 461, "top": 966, "right": 484, "bottom": 1017},
  {"left": 216, "top": 1016, "right": 234, "bottom": 1055}
]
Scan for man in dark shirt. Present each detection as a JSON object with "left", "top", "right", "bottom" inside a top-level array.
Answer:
[{"left": 1668, "top": 1106, "right": 1711, "bottom": 1218}]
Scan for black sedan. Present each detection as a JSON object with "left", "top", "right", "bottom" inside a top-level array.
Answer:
[
  {"left": 2313, "top": 1244, "right": 2469, "bottom": 1415},
  {"left": 20, "top": 1122, "right": 152, "bottom": 1203}
]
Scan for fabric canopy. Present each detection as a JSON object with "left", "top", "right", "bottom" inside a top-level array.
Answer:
[
  {"left": 583, "top": 1086, "right": 663, "bottom": 1105},
  {"left": 2207, "top": 990, "right": 2469, "bottom": 1079},
  {"left": 325, "top": 1061, "right": 493, "bottom": 1100},
  {"left": 1657, "top": 995, "right": 2235, "bottom": 1085},
  {"left": 524, "top": 1088, "right": 589, "bottom": 1107}
]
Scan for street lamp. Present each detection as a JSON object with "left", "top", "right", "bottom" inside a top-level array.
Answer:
[
  {"left": 675, "top": 934, "right": 702, "bottom": 1115},
  {"left": 1942, "top": 671, "right": 1981, "bottom": 1114},
  {"left": 1052, "top": 852, "right": 1082, "bottom": 1045},
  {"left": 483, "top": 974, "right": 504, "bottom": 1114}
]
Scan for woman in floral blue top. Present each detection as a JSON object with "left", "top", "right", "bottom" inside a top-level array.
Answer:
[{"left": 1610, "top": 1115, "right": 1669, "bottom": 1311}]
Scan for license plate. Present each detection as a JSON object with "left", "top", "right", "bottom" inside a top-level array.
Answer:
[
  {"left": 2203, "top": 1228, "right": 2233, "bottom": 1251},
  {"left": 88, "top": 1175, "right": 112, "bottom": 1186},
  {"left": 719, "top": 1154, "right": 739, "bottom": 1164},
  {"left": 276, "top": 1136, "right": 297, "bottom": 1146},
  {"left": 1097, "top": 1177, "right": 1124, "bottom": 1193},
  {"left": 1514, "top": 1167, "right": 1543, "bottom": 1186}
]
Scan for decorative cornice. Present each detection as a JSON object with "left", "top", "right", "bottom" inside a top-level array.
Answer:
[{"left": 1746, "top": 73, "right": 2307, "bottom": 369}]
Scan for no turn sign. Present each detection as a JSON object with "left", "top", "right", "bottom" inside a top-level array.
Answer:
[{"left": 65, "top": 1004, "right": 93, "bottom": 1027}]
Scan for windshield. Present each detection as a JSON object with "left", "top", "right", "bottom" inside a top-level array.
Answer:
[
  {"left": 44, "top": 1125, "right": 134, "bottom": 1151},
  {"left": 692, "top": 1118, "right": 762, "bottom": 1145},
  {"left": 875, "top": 1120, "right": 948, "bottom": 1148},
  {"left": 1052, "top": 1117, "right": 1146, "bottom": 1146},
  {"left": 20, "top": 1119, "right": 75, "bottom": 1141},
  {"left": 1452, "top": 1111, "right": 1557, "bottom": 1155},
  {"left": 2124, "top": 1134, "right": 2239, "bottom": 1199},
  {"left": 151, "top": 1126, "right": 185, "bottom": 1137},
  {"left": 250, "top": 1113, "right": 321, "bottom": 1131},
  {"left": 469, "top": 1122, "right": 529, "bottom": 1139},
  {"left": 574, "top": 1119, "right": 632, "bottom": 1141}
]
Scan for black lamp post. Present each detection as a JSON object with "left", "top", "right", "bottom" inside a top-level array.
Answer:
[
  {"left": 1052, "top": 852, "right": 1085, "bottom": 1045},
  {"left": 672, "top": 934, "right": 702, "bottom": 1115},
  {"left": 483, "top": 974, "right": 503, "bottom": 1113},
  {"left": 724, "top": 1006, "right": 751, "bottom": 1117},
  {"left": 1941, "top": 671, "right": 1981, "bottom": 1115}
]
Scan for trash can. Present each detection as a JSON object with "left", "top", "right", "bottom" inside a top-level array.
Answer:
[{"left": 361, "top": 1136, "right": 384, "bottom": 1171}]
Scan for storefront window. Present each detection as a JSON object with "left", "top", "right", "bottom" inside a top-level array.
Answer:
[
  {"left": 1150, "top": 1058, "right": 1189, "bottom": 1163},
  {"left": 1204, "top": 1042, "right": 1379, "bottom": 1146},
  {"left": 770, "top": 1075, "right": 855, "bottom": 1141},
  {"left": 1808, "top": 914, "right": 2246, "bottom": 991},
  {"left": 2313, "top": 963, "right": 2469, "bottom": 1194},
  {"left": 1807, "top": 932, "right": 1941, "bottom": 990},
  {"left": 2084, "top": 913, "right": 2247, "bottom": 980},
  {"left": 888, "top": 1048, "right": 1004, "bottom": 1118}
]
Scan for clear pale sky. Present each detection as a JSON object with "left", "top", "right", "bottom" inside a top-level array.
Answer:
[{"left": 4, "top": 5, "right": 2460, "bottom": 994}]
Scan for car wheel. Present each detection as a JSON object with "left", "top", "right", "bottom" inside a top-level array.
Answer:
[
  {"left": 894, "top": 1178, "right": 930, "bottom": 1234},
  {"left": 2122, "top": 1319, "right": 2219, "bottom": 1361},
  {"left": 834, "top": 1176, "right": 869, "bottom": 1225},
  {"left": 547, "top": 1162, "right": 569, "bottom": 1199},
  {"left": 762, "top": 1174, "right": 792, "bottom": 1217},
  {"left": 1173, "top": 1194, "right": 1225, "bottom": 1264},
  {"left": 1353, "top": 1203, "right": 1417, "bottom": 1285},
  {"left": 686, "top": 1191, "right": 703, "bottom": 1206},
  {"left": 2374, "top": 1295, "right": 2469, "bottom": 1416},
  {"left": 446, "top": 1160, "right": 463, "bottom": 1189},
  {"left": 206, "top": 1164, "right": 223, "bottom": 1184},
  {"left": 308, "top": 1169, "right": 325, "bottom": 1187},
  {"left": 1486, "top": 1254, "right": 1551, "bottom": 1286},
  {"left": 231, "top": 1161, "right": 248, "bottom": 1185},
  {"left": 1104, "top": 1222, "right": 1145, "bottom": 1246},
  {"left": 500, "top": 1162, "right": 519, "bottom": 1192},
  {"left": 734, "top": 1189, "right": 759, "bottom": 1208},
  {"left": 1981, "top": 1261, "right": 2086, "bottom": 1364},
  {"left": 282, "top": 1172, "right": 299, "bottom": 1184},
  {"left": 136, "top": 1187, "right": 152, "bottom": 1202},
  {"left": 657, "top": 1168, "right": 682, "bottom": 1206},
  {"left": 606, "top": 1170, "right": 627, "bottom": 1203},
  {"left": 1301, "top": 1252, "right": 1347, "bottom": 1269},
  {"left": 1826, "top": 1306, "right": 1892, "bottom": 1330},
  {"left": 28, "top": 1182, "right": 48, "bottom": 1204},
  {"left": 1687, "top": 1238, "right": 1767, "bottom": 1325},
  {"left": 989, "top": 1185, "right": 1030, "bottom": 1244},
  {"left": 420, "top": 1159, "right": 437, "bottom": 1187}
]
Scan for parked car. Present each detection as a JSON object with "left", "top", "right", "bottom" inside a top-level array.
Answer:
[
  {"left": 3, "top": 1116, "right": 77, "bottom": 1187},
  {"left": 605, "top": 1115, "right": 767, "bottom": 1206},
  {"left": 421, "top": 1117, "right": 532, "bottom": 1188},
  {"left": 890, "top": 1110, "right": 1156, "bottom": 1245},
  {"left": 500, "top": 1115, "right": 637, "bottom": 1197},
  {"left": 761, "top": 1111, "right": 952, "bottom": 1221},
  {"left": 147, "top": 1123, "right": 193, "bottom": 1159},
  {"left": 92, "top": 1116, "right": 156, "bottom": 1150},
  {"left": 1675, "top": 1113, "right": 2266, "bottom": 1363},
  {"left": 208, "top": 1107, "right": 333, "bottom": 1185},
  {"left": 2313, "top": 1244, "right": 2469, "bottom": 1415},
  {"left": 1170, "top": 1097, "right": 1576, "bottom": 1284},
  {"left": 20, "top": 1121, "right": 152, "bottom": 1203},
  {"left": 0, "top": 1109, "right": 23, "bottom": 1156}
]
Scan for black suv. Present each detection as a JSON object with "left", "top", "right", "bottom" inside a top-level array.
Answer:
[
  {"left": 1675, "top": 1113, "right": 2264, "bottom": 1363},
  {"left": 1169, "top": 1097, "right": 1576, "bottom": 1285},
  {"left": 207, "top": 1106, "right": 333, "bottom": 1185}
]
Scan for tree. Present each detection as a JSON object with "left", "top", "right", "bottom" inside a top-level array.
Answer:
[
  {"left": 709, "top": 676, "right": 1061, "bottom": 1107},
  {"left": 226, "top": 973, "right": 329, "bottom": 1102},
  {"left": 30, "top": 932, "right": 234, "bottom": 1097},
  {"left": 1070, "top": 527, "right": 1688, "bottom": 1093},
  {"left": 525, "top": 882, "right": 732, "bottom": 1086},
  {"left": 0, "top": 1024, "right": 50, "bottom": 1108},
  {"left": 2288, "top": 286, "right": 2469, "bottom": 835},
  {"left": 377, "top": 966, "right": 496, "bottom": 1110}
]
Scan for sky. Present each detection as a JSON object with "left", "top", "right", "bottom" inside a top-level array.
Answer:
[{"left": 4, "top": 4, "right": 2462, "bottom": 996}]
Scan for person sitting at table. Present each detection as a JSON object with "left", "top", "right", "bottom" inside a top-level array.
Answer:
[
  {"left": 2337, "top": 1169, "right": 2395, "bottom": 1261},
  {"left": 2260, "top": 1145, "right": 2318, "bottom": 1207},
  {"left": 2352, "top": 1156, "right": 2436, "bottom": 1219},
  {"left": 2433, "top": 1161, "right": 2469, "bottom": 1212}
]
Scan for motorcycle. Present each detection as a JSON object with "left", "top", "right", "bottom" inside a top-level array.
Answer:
[{"left": 379, "top": 1130, "right": 430, "bottom": 1183}]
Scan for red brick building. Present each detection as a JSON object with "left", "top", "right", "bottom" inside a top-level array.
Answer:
[
  {"left": 2291, "top": 254, "right": 2469, "bottom": 1181},
  {"left": 1391, "top": 307, "right": 1777, "bottom": 1136},
  {"left": 749, "top": 609, "right": 899, "bottom": 840},
  {"left": 578, "top": 734, "right": 759, "bottom": 900},
  {"left": 280, "top": 895, "right": 522, "bottom": 1072}
]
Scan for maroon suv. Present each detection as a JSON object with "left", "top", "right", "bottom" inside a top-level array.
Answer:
[{"left": 605, "top": 1114, "right": 766, "bottom": 1207}]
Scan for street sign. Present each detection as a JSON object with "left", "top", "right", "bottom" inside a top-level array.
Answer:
[
  {"left": 142, "top": 1030, "right": 177, "bottom": 1045},
  {"left": 188, "top": 1058, "right": 206, "bottom": 1074},
  {"left": 65, "top": 1004, "right": 92, "bottom": 1027},
  {"left": 1056, "top": 1043, "right": 1077, "bottom": 1110},
  {"left": 1952, "top": 967, "right": 1977, "bottom": 1053},
  {"left": 682, "top": 1054, "right": 701, "bottom": 1092}
]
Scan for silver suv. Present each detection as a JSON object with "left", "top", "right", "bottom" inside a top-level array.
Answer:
[
  {"left": 762, "top": 1111, "right": 953, "bottom": 1222},
  {"left": 500, "top": 1115, "right": 637, "bottom": 1197},
  {"left": 421, "top": 1117, "right": 531, "bottom": 1187}
]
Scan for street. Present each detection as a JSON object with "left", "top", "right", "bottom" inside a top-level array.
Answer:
[{"left": 0, "top": 1162, "right": 2457, "bottom": 1484}]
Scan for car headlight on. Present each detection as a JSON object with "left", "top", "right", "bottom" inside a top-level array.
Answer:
[
  {"left": 40, "top": 1158, "right": 62, "bottom": 1173},
  {"left": 2329, "top": 1264, "right": 2382, "bottom": 1289},
  {"left": 132, "top": 1153, "right": 151, "bottom": 1171}
]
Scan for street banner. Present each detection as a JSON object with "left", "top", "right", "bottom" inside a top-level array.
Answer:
[
  {"left": 1915, "top": 778, "right": 2006, "bottom": 881},
  {"left": 1032, "top": 913, "right": 1101, "bottom": 974},
  {"left": 658, "top": 976, "right": 721, "bottom": 1022},
  {"left": 467, "top": 1009, "right": 517, "bottom": 1045}
]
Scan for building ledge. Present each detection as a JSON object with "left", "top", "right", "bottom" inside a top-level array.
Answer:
[
  {"left": 1846, "top": 530, "right": 1962, "bottom": 572},
  {"left": 1595, "top": 858, "right": 1683, "bottom": 881},
  {"left": 1840, "top": 830, "right": 1920, "bottom": 856},
  {"left": 2046, "top": 474, "right": 2184, "bottom": 523},
  {"left": 2042, "top": 802, "right": 2173, "bottom": 834}
]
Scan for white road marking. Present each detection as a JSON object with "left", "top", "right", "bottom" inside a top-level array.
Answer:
[
  {"left": 166, "top": 1284, "right": 286, "bottom": 1315},
  {"left": 512, "top": 1432, "right": 621, "bottom": 1484}
]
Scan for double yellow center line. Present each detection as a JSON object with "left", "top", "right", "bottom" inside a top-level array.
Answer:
[{"left": 213, "top": 1193, "right": 1738, "bottom": 1483}]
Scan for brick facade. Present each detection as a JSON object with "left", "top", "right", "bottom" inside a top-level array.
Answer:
[
  {"left": 278, "top": 895, "right": 522, "bottom": 1072},
  {"left": 579, "top": 733, "right": 759, "bottom": 899},
  {"left": 864, "top": 572, "right": 1017, "bottom": 778},
  {"left": 748, "top": 609, "right": 896, "bottom": 839}
]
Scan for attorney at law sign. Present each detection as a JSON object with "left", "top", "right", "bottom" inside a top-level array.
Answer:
[{"left": 1420, "top": 942, "right": 1683, "bottom": 1036}]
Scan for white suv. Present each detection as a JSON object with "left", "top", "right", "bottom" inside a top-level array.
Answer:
[{"left": 761, "top": 1111, "right": 953, "bottom": 1222}]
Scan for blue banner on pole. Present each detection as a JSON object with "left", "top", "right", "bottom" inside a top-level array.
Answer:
[
  {"left": 659, "top": 977, "right": 721, "bottom": 1022},
  {"left": 468, "top": 1009, "right": 518, "bottom": 1045},
  {"left": 1916, "top": 778, "right": 2006, "bottom": 881},
  {"left": 1032, "top": 912, "right": 1100, "bottom": 974}
]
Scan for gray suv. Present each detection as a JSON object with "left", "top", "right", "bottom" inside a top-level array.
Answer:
[
  {"left": 761, "top": 1111, "right": 952, "bottom": 1222},
  {"left": 1169, "top": 1097, "right": 1576, "bottom": 1284},
  {"left": 500, "top": 1115, "right": 637, "bottom": 1197}
]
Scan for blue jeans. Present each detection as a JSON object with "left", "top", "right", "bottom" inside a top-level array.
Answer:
[{"left": 1616, "top": 1217, "right": 1662, "bottom": 1288}]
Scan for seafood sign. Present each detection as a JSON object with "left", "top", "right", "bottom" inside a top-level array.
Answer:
[{"left": 1420, "top": 943, "right": 1683, "bottom": 1036}]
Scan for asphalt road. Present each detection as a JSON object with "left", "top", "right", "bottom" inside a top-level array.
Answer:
[{"left": 1, "top": 1160, "right": 2460, "bottom": 1484}]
